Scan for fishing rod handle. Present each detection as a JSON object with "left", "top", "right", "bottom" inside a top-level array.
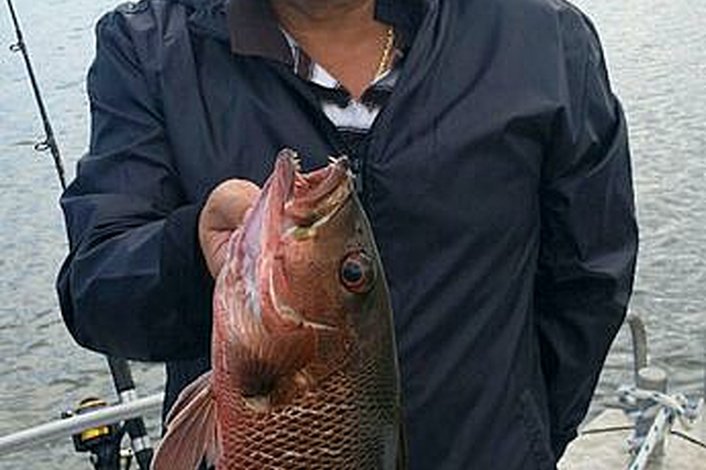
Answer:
[
  {"left": 107, "top": 357, "right": 154, "bottom": 469},
  {"left": 107, "top": 357, "right": 137, "bottom": 395}
]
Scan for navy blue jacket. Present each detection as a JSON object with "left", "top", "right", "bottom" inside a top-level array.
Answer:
[{"left": 57, "top": 0, "right": 638, "bottom": 468}]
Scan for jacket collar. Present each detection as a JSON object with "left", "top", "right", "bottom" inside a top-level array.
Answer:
[
  {"left": 173, "top": 0, "right": 429, "bottom": 60},
  {"left": 227, "top": 0, "right": 292, "bottom": 63},
  {"left": 171, "top": 0, "right": 231, "bottom": 41}
]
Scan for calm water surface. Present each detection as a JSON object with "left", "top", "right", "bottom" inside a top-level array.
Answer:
[{"left": 0, "top": 0, "right": 704, "bottom": 467}]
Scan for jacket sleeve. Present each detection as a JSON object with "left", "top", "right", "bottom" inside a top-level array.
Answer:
[
  {"left": 56, "top": 10, "right": 213, "bottom": 361},
  {"left": 535, "top": 11, "right": 639, "bottom": 459}
]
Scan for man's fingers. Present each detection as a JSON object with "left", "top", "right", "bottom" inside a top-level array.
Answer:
[
  {"left": 199, "top": 178, "right": 261, "bottom": 277},
  {"left": 204, "top": 179, "right": 261, "bottom": 231}
]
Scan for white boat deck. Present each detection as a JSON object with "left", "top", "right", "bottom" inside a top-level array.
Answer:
[{"left": 559, "top": 408, "right": 706, "bottom": 469}]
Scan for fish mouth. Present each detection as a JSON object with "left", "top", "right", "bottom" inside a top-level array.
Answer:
[
  {"left": 242, "top": 150, "right": 352, "bottom": 250},
  {"left": 278, "top": 151, "right": 353, "bottom": 231}
]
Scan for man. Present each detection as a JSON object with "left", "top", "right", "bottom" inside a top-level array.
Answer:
[{"left": 57, "top": 0, "right": 638, "bottom": 468}]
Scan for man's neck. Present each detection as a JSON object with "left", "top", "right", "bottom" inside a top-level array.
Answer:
[
  {"left": 270, "top": 0, "right": 377, "bottom": 38},
  {"left": 269, "top": 0, "right": 387, "bottom": 100}
]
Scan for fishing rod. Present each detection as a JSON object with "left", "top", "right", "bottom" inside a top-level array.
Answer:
[
  {"left": 6, "top": 0, "right": 65, "bottom": 190},
  {"left": 5, "top": 1, "right": 154, "bottom": 468}
]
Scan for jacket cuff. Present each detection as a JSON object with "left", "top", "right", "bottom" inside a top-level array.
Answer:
[{"left": 160, "top": 202, "right": 213, "bottom": 352}]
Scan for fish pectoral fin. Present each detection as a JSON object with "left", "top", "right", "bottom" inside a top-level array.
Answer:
[
  {"left": 151, "top": 371, "right": 219, "bottom": 470},
  {"left": 233, "top": 334, "right": 316, "bottom": 408},
  {"left": 163, "top": 371, "right": 213, "bottom": 426}
]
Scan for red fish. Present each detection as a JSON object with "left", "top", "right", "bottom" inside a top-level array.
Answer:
[{"left": 152, "top": 150, "right": 403, "bottom": 469}]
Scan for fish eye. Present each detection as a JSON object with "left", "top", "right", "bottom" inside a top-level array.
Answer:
[{"left": 339, "top": 252, "right": 375, "bottom": 293}]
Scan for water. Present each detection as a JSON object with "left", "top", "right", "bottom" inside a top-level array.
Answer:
[
  {"left": 0, "top": 0, "right": 703, "bottom": 467},
  {"left": 572, "top": 0, "right": 706, "bottom": 404}
]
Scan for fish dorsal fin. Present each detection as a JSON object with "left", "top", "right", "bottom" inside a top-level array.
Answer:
[{"left": 151, "top": 371, "right": 218, "bottom": 470}]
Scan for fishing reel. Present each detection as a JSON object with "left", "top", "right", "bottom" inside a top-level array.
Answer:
[{"left": 62, "top": 398, "right": 133, "bottom": 470}]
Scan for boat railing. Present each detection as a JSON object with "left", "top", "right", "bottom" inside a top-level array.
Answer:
[{"left": 0, "top": 393, "right": 163, "bottom": 458}]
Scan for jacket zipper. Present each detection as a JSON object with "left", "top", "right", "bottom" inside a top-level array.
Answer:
[{"left": 350, "top": 156, "right": 364, "bottom": 195}]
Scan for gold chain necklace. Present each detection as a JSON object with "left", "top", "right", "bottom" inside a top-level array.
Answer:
[{"left": 375, "top": 26, "right": 395, "bottom": 78}]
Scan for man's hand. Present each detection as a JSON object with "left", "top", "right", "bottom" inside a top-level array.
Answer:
[{"left": 198, "top": 179, "right": 261, "bottom": 278}]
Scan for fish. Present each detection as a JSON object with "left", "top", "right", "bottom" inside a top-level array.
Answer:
[{"left": 151, "top": 149, "right": 403, "bottom": 469}]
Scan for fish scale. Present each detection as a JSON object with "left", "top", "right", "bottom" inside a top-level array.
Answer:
[{"left": 217, "top": 353, "right": 398, "bottom": 469}]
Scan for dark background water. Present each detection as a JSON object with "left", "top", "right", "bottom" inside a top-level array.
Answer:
[{"left": 0, "top": 0, "right": 703, "bottom": 467}]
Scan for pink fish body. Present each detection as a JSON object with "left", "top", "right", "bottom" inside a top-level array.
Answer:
[{"left": 152, "top": 150, "right": 402, "bottom": 469}]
